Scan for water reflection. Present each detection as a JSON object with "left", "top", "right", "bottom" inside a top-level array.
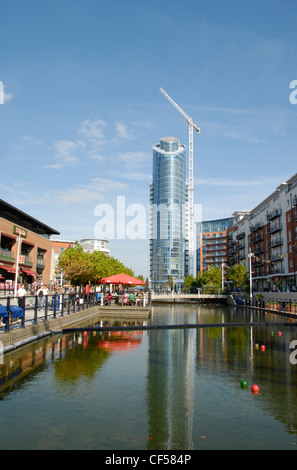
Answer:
[{"left": 0, "top": 306, "right": 297, "bottom": 449}]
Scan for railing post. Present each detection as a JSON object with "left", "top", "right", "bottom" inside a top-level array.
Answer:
[
  {"left": 53, "top": 294, "right": 57, "bottom": 319},
  {"left": 61, "top": 293, "right": 64, "bottom": 316},
  {"left": 5, "top": 296, "right": 10, "bottom": 331},
  {"left": 44, "top": 295, "right": 48, "bottom": 320},
  {"left": 34, "top": 295, "right": 38, "bottom": 325}
]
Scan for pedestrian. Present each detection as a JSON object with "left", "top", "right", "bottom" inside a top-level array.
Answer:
[
  {"left": 37, "top": 285, "right": 44, "bottom": 310},
  {"left": 17, "top": 283, "right": 27, "bottom": 309}
]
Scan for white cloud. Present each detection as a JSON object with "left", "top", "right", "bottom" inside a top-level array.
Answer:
[
  {"left": 118, "top": 151, "right": 150, "bottom": 168},
  {"left": 197, "top": 176, "right": 279, "bottom": 187},
  {"left": 22, "top": 135, "right": 42, "bottom": 145},
  {"left": 47, "top": 139, "right": 86, "bottom": 168},
  {"left": 115, "top": 121, "right": 134, "bottom": 140},
  {"left": 4, "top": 92, "right": 13, "bottom": 102},
  {"left": 78, "top": 118, "right": 106, "bottom": 142},
  {"left": 54, "top": 177, "right": 127, "bottom": 206}
]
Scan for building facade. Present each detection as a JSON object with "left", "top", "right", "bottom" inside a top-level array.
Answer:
[
  {"left": 229, "top": 174, "right": 297, "bottom": 292},
  {"left": 0, "top": 199, "right": 60, "bottom": 287},
  {"left": 149, "top": 137, "right": 188, "bottom": 292},
  {"left": 196, "top": 217, "right": 234, "bottom": 276},
  {"left": 79, "top": 238, "right": 110, "bottom": 256}
]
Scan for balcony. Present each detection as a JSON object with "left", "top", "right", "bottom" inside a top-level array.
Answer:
[
  {"left": 250, "top": 234, "right": 264, "bottom": 243},
  {"left": 19, "top": 255, "right": 33, "bottom": 267},
  {"left": 250, "top": 222, "right": 264, "bottom": 232},
  {"left": 269, "top": 267, "right": 285, "bottom": 275},
  {"left": 36, "top": 257, "right": 45, "bottom": 269},
  {"left": 268, "top": 238, "right": 283, "bottom": 248},
  {"left": 267, "top": 223, "right": 282, "bottom": 234},
  {"left": 267, "top": 208, "right": 282, "bottom": 221},
  {"left": 236, "top": 231, "right": 245, "bottom": 240},
  {"left": 0, "top": 248, "right": 15, "bottom": 262}
]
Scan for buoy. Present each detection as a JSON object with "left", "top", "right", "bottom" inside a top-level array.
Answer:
[
  {"left": 251, "top": 384, "right": 259, "bottom": 395},
  {"left": 83, "top": 331, "right": 88, "bottom": 337},
  {"left": 241, "top": 380, "right": 248, "bottom": 389},
  {"left": 260, "top": 345, "right": 266, "bottom": 351},
  {"left": 271, "top": 331, "right": 274, "bottom": 336},
  {"left": 255, "top": 343, "right": 259, "bottom": 349},
  {"left": 278, "top": 331, "right": 282, "bottom": 336}
]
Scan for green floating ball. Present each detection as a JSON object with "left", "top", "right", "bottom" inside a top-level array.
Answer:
[{"left": 241, "top": 380, "right": 248, "bottom": 389}]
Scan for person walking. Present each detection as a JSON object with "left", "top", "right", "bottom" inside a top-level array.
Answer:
[{"left": 17, "top": 284, "right": 27, "bottom": 309}]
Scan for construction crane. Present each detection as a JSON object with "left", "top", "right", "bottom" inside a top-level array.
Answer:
[{"left": 159, "top": 87, "right": 200, "bottom": 277}]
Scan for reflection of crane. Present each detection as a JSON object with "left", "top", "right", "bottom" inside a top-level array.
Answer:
[{"left": 160, "top": 88, "right": 200, "bottom": 276}]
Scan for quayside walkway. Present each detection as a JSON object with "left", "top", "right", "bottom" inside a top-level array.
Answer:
[
  {"left": 151, "top": 292, "right": 229, "bottom": 305},
  {"left": 0, "top": 292, "right": 151, "bottom": 353}
]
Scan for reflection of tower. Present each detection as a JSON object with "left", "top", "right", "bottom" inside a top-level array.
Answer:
[
  {"left": 146, "top": 307, "right": 196, "bottom": 449},
  {"left": 149, "top": 137, "right": 188, "bottom": 292}
]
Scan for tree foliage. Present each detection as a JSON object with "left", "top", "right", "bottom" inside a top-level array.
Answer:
[
  {"left": 227, "top": 264, "right": 249, "bottom": 290},
  {"left": 57, "top": 242, "right": 134, "bottom": 285},
  {"left": 184, "top": 266, "right": 222, "bottom": 292}
]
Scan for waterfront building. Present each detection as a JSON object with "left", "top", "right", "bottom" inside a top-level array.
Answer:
[
  {"left": 79, "top": 238, "right": 110, "bottom": 256},
  {"left": 231, "top": 173, "right": 297, "bottom": 292},
  {"left": 196, "top": 217, "right": 234, "bottom": 277},
  {"left": 51, "top": 239, "right": 75, "bottom": 284},
  {"left": 149, "top": 137, "right": 188, "bottom": 292},
  {"left": 0, "top": 199, "right": 60, "bottom": 287}
]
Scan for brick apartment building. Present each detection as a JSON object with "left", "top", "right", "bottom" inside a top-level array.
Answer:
[
  {"left": 196, "top": 172, "right": 297, "bottom": 293},
  {"left": 196, "top": 218, "right": 233, "bottom": 281},
  {"left": 0, "top": 199, "right": 60, "bottom": 288},
  {"left": 227, "top": 173, "right": 297, "bottom": 292}
]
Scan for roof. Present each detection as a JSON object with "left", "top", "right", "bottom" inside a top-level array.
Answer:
[{"left": 0, "top": 199, "right": 60, "bottom": 236}]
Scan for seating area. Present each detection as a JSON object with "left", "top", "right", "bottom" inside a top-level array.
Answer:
[{"left": 0, "top": 304, "right": 24, "bottom": 327}]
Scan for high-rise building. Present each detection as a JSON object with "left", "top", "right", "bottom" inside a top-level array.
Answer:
[
  {"left": 149, "top": 137, "right": 188, "bottom": 292},
  {"left": 196, "top": 217, "right": 234, "bottom": 274}
]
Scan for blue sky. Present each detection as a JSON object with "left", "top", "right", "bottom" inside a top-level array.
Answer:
[{"left": 0, "top": 0, "right": 297, "bottom": 277}]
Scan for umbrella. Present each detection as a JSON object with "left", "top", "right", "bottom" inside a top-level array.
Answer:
[{"left": 100, "top": 273, "right": 145, "bottom": 285}]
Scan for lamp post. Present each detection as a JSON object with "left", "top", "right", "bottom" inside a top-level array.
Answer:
[
  {"left": 14, "top": 233, "right": 21, "bottom": 298},
  {"left": 248, "top": 252, "right": 254, "bottom": 301},
  {"left": 221, "top": 262, "right": 227, "bottom": 290}
]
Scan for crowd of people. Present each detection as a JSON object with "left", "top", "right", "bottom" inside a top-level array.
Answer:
[
  {"left": 100, "top": 290, "right": 147, "bottom": 306},
  {"left": 14, "top": 283, "right": 148, "bottom": 309}
]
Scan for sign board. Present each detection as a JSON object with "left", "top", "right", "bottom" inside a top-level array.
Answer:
[{"left": 13, "top": 226, "right": 27, "bottom": 238}]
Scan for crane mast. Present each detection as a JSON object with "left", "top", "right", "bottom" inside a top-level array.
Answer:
[{"left": 159, "top": 88, "right": 200, "bottom": 277}]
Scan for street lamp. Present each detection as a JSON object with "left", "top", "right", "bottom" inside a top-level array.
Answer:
[
  {"left": 248, "top": 252, "right": 254, "bottom": 300},
  {"left": 14, "top": 232, "right": 22, "bottom": 298},
  {"left": 221, "top": 262, "right": 227, "bottom": 290}
]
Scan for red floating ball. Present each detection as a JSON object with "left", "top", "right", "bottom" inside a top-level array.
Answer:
[{"left": 251, "top": 384, "right": 259, "bottom": 394}]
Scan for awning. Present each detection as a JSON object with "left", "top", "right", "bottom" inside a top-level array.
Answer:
[
  {"left": 21, "top": 269, "right": 38, "bottom": 276},
  {"left": 0, "top": 266, "right": 16, "bottom": 273},
  {"left": 1, "top": 233, "right": 16, "bottom": 240}
]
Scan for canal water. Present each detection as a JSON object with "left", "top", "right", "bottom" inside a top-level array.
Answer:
[{"left": 1, "top": 304, "right": 297, "bottom": 450}]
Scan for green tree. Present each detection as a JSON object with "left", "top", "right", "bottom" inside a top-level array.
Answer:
[
  {"left": 184, "top": 274, "right": 196, "bottom": 291},
  {"left": 58, "top": 242, "right": 93, "bottom": 285},
  {"left": 227, "top": 264, "right": 248, "bottom": 291},
  {"left": 202, "top": 266, "right": 222, "bottom": 293},
  {"left": 58, "top": 242, "right": 135, "bottom": 286},
  {"left": 90, "top": 250, "right": 134, "bottom": 283}
]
